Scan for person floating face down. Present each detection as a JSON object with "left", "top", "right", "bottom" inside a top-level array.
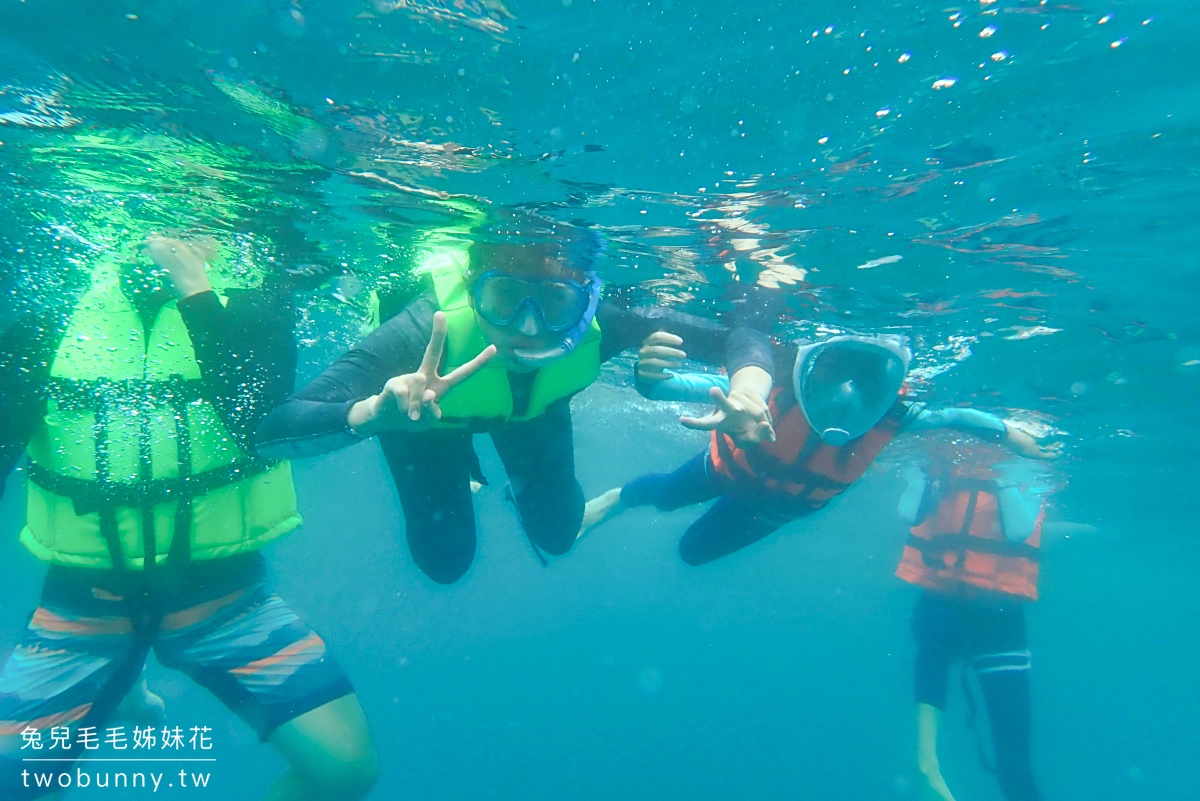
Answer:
[
  {"left": 894, "top": 440, "right": 1054, "bottom": 801},
  {"left": 579, "top": 332, "right": 1061, "bottom": 566},
  {"left": 0, "top": 237, "right": 378, "bottom": 801},
  {"left": 255, "top": 214, "right": 776, "bottom": 585}
]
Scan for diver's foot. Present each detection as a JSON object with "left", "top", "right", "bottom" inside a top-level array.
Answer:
[
  {"left": 577, "top": 488, "right": 626, "bottom": 541},
  {"left": 114, "top": 680, "right": 166, "bottom": 728},
  {"left": 915, "top": 770, "right": 958, "bottom": 801}
]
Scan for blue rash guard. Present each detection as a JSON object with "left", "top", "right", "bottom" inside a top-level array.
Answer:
[
  {"left": 896, "top": 460, "right": 1047, "bottom": 542},
  {"left": 639, "top": 371, "right": 732, "bottom": 402}
]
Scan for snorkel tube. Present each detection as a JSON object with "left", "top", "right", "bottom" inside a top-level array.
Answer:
[{"left": 792, "top": 334, "right": 912, "bottom": 445}]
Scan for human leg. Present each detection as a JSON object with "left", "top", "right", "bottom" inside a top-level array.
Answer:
[
  {"left": 0, "top": 569, "right": 151, "bottom": 799},
  {"left": 490, "top": 400, "right": 584, "bottom": 557},
  {"left": 379, "top": 428, "right": 479, "bottom": 584},
  {"left": 968, "top": 604, "right": 1041, "bottom": 801},
  {"left": 916, "top": 704, "right": 957, "bottom": 801},
  {"left": 579, "top": 448, "right": 726, "bottom": 540},
  {"left": 676, "top": 495, "right": 787, "bottom": 565},
  {"left": 910, "top": 592, "right": 966, "bottom": 801},
  {"left": 112, "top": 679, "right": 166, "bottom": 727},
  {"left": 153, "top": 564, "right": 373, "bottom": 801},
  {"left": 264, "top": 695, "right": 377, "bottom": 801},
  {"left": 621, "top": 452, "right": 722, "bottom": 511}
]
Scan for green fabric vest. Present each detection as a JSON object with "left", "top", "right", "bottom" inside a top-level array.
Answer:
[
  {"left": 21, "top": 258, "right": 301, "bottom": 570},
  {"left": 423, "top": 245, "right": 602, "bottom": 426}
]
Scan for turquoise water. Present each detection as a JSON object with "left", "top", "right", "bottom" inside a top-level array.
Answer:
[{"left": 1, "top": 0, "right": 1198, "bottom": 798}]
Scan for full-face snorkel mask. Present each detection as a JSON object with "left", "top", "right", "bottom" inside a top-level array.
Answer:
[{"left": 792, "top": 334, "right": 912, "bottom": 446}]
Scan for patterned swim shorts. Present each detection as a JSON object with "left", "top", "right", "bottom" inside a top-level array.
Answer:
[{"left": 0, "top": 553, "right": 353, "bottom": 751}]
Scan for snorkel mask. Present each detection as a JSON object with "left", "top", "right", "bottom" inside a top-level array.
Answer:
[
  {"left": 792, "top": 334, "right": 912, "bottom": 445},
  {"left": 470, "top": 225, "right": 604, "bottom": 368}
]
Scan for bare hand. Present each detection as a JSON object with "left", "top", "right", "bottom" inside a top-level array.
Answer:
[
  {"left": 637, "top": 331, "right": 687, "bottom": 383},
  {"left": 349, "top": 311, "right": 497, "bottom": 435},
  {"left": 680, "top": 386, "right": 776, "bottom": 446},
  {"left": 1003, "top": 424, "right": 1062, "bottom": 460},
  {"left": 144, "top": 235, "right": 213, "bottom": 299}
]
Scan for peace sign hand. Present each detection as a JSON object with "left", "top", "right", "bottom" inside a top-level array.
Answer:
[
  {"left": 348, "top": 311, "right": 497, "bottom": 435},
  {"left": 679, "top": 386, "right": 776, "bottom": 447}
]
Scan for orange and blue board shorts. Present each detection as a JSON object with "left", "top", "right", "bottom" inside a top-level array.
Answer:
[{"left": 0, "top": 553, "right": 353, "bottom": 750}]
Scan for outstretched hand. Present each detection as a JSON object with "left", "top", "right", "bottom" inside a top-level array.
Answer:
[
  {"left": 1003, "top": 424, "right": 1063, "bottom": 461},
  {"left": 349, "top": 311, "right": 497, "bottom": 435},
  {"left": 637, "top": 331, "right": 687, "bottom": 383},
  {"left": 680, "top": 386, "right": 776, "bottom": 446}
]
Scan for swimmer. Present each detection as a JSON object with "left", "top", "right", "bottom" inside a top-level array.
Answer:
[
  {"left": 0, "top": 235, "right": 377, "bottom": 801},
  {"left": 580, "top": 331, "right": 1059, "bottom": 565},
  {"left": 894, "top": 440, "right": 1064, "bottom": 801},
  {"left": 256, "top": 212, "right": 774, "bottom": 584}
]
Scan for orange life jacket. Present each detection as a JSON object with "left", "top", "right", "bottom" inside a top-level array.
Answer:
[
  {"left": 895, "top": 477, "right": 1042, "bottom": 601},
  {"left": 708, "top": 388, "right": 908, "bottom": 513}
]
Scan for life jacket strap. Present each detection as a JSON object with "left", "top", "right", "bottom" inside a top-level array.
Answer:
[
  {"left": 26, "top": 457, "right": 273, "bottom": 517},
  {"left": 906, "top": 532, "right": 1041, "bottom": 564},
  {"left": 46, "top": 375, "right": 206, "bottom": 411},
  {"left": 954, "top": 490, "right": 979, "bottom": 571},
  {"left": 167, "top": 389, "right": 194, "bottom": 567}
]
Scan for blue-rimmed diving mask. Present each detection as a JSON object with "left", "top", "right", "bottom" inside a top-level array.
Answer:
[{"left": 468, "top": 227, "right": 604, "bottom": 366}]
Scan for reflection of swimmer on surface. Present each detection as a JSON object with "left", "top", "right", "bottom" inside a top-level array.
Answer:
[
  {"left": 0, "top": 41, "right": 79, "bottom": 130},
  {"left": 0, "top": 237, "right": 377, "bottom": 801},
  {"left": 256, "top": 211, "right": 775, "bottom": 584},
  {"left": 692, "top": 189, "right": 807, "bottom": 289},
  {"left": 369, "top": 0, "right": 514, "bottom": 38},
  {"left": 893, "top": 439, "right": 1079, "bottom": 801},
  {"left": 579, "top": 332, "right": 1060, "bottom": 565}
]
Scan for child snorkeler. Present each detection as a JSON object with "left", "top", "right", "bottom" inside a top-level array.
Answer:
[{"left": 579, "top": 331, "right": 1060, "bottom": 565}]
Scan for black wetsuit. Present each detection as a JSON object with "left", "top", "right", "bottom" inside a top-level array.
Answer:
[
  {"left": 255, "top": 290, "right": 774, "bottom": 584},
  {"left": 619, "top": 451, "right": 798, "bottom": 566},
  {"left": 912, "top": 592, "right": 1041, "bottom": 801}
]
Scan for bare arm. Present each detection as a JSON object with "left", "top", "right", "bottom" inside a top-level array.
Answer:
[{"left": 908, "top": 406, "right": 1062, "bottom": 460}]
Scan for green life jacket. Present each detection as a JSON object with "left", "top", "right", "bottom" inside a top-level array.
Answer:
[
  {"left": 22, "top": 256, "right": 301, "bottom": 570},
  {"left": 422, "top": 244, "right": 602, "bottom": 426}
]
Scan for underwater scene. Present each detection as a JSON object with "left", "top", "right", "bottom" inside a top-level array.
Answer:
[{"left": 0, "top": 0, "right": 1197, "bottom": 799}]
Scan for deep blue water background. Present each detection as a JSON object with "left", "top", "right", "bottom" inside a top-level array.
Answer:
[{"left": 2, "top": 0, "right": 1199, "bottom": 798}]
